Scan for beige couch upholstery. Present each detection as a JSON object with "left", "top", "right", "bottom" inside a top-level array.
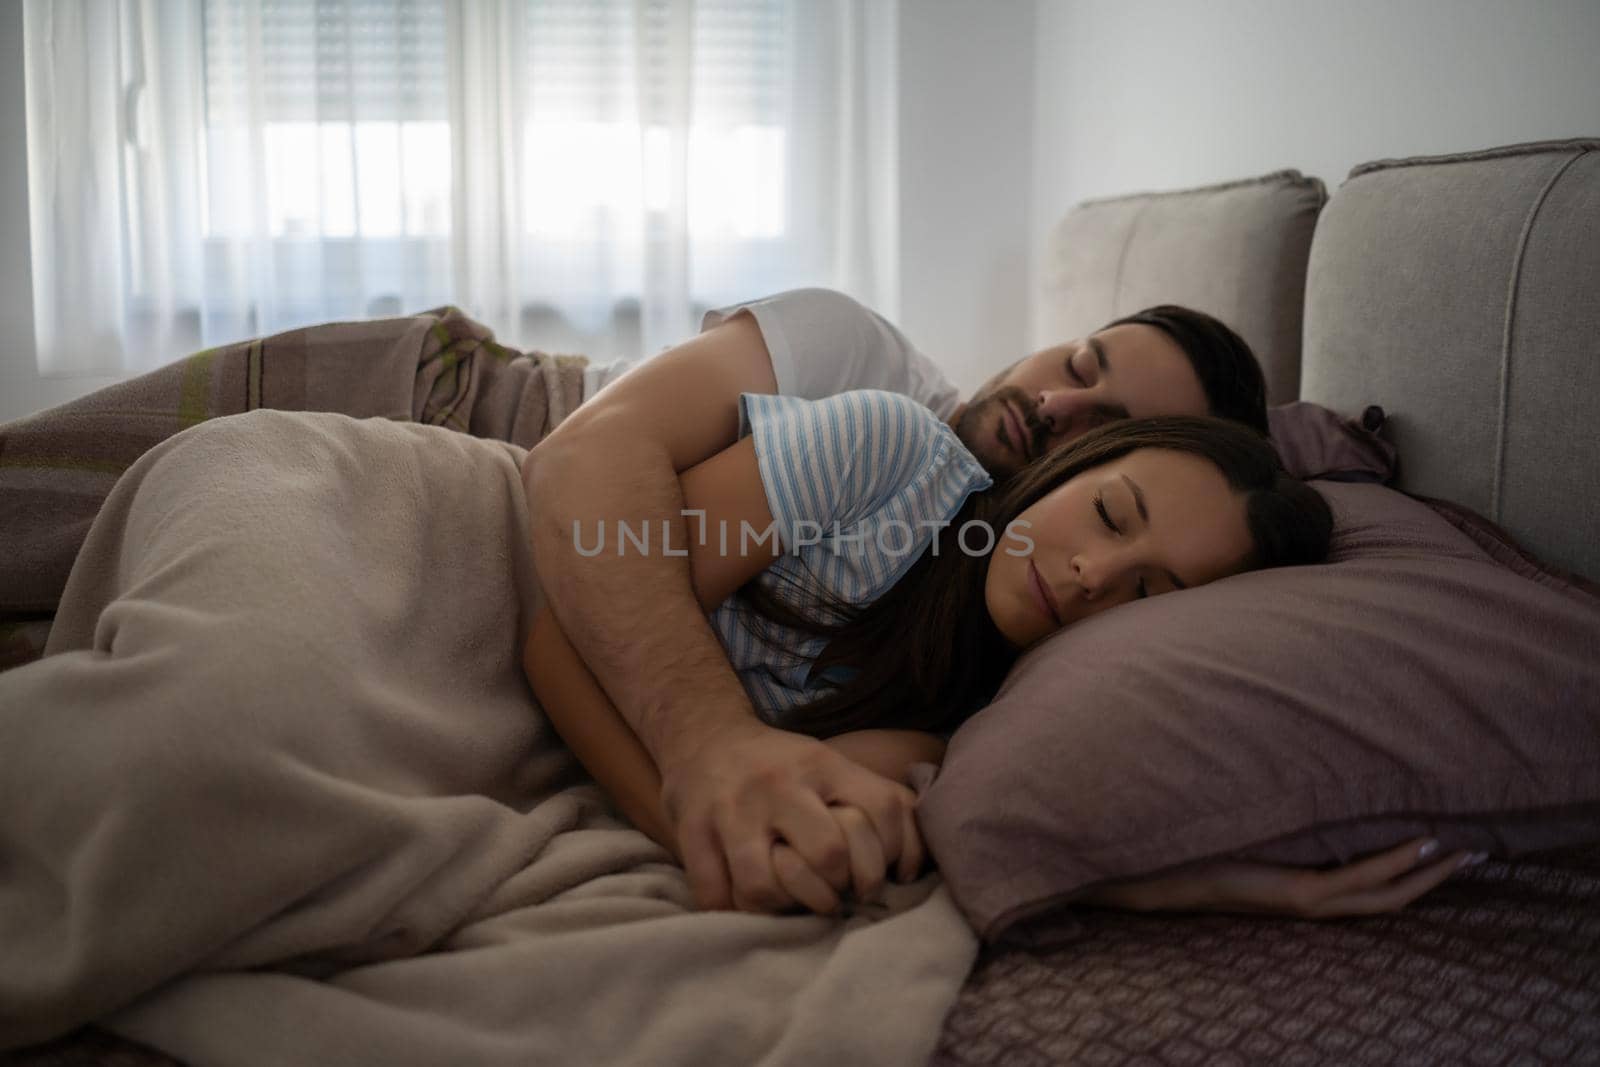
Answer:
[
  {"left": 1302, "top": 138, "right": 1600, "bottom": 579},
  {"left": 1040, "top": 169, "right": 1326, "bottom": 406}
]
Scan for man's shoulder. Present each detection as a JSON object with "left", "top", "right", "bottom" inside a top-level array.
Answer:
[
  {"left": 701, "top": 287, "right": 873, "bottom": 331},
  {"left": 701, "top": 287, "right": 959, "bottom": 417}
]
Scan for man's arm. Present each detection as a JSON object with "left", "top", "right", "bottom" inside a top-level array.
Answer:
[
  {"left": 521, "top": 326, "right": 921, "bottom": 911},
  {"left": 524, "top": 604, "right": 940, "bottom": 915},
  {"left": 523, "top": 431, "right": 782, "bottom": 861},
  {"left": 522, "top": 314, "right": 774, "bottom": 769}
]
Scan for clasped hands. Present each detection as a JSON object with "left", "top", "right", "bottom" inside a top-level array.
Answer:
[
  {"left": 659, "top": 722, "right": 922, "bottom": 916},
  {"left": 658, "top": 721, "right": 1474, "bottom": 920}
]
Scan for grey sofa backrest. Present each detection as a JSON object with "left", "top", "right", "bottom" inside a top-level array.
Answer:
[
  {"left": 1301, "top": 138, "right": 1600, "bottom": 580},
  {"left": 1041, "top": 170, "right": 1326, "bottom": 406}
]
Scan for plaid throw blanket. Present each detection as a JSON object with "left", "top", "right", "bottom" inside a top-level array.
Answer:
[{"left": 0, "top": 307, "right": 588, "bottom": 668}]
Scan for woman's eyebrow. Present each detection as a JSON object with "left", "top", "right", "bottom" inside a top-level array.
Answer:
[
  {"left": 1122, "top": 474, "right": 1189, "bottom": 590},
  {"left": 1120, "top": 473, "right": 1147, "bottom": 523}
]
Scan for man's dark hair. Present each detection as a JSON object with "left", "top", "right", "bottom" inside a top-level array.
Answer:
[{"left": 1106, "top": 305, "right": 1269, "bottom": 435}]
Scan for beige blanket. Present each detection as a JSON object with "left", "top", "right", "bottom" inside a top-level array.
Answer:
[{"left": 0, "top": 409, "right": 976, "bottom": 1065}]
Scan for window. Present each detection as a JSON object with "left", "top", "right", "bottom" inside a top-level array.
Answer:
[{"left": 25, "top": 0, "right": 893, "bottom": 372}]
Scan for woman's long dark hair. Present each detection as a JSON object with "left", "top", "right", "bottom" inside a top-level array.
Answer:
[{"left": 733, "top": 416, "right": 1333, "bottom": 739}]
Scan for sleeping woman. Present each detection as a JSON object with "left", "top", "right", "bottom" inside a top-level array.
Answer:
[{"left": 525, "top": 390, "right": 1470, "bottom": 919}]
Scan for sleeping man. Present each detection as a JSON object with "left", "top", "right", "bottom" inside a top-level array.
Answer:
[{"left": 521, "top": 287, "right": 1464, "bottom": 919}]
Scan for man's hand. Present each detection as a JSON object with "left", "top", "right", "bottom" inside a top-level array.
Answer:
[
  {"left": 660, "top": 720, "right": 924, "bottom": 914},
  {"left": 1074, "top": 836, "right": 1482, "bottom": 919}
]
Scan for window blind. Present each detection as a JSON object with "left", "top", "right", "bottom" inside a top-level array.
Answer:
[{"left": 203, "top": 0, "right": 449, "bottom": 123}]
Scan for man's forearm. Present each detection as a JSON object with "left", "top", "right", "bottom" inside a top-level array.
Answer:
[{"left": 523, "top": 425, "right": 759, "bottom": 769}]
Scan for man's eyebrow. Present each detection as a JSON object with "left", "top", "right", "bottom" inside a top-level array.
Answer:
[{"left": 1088, "top": 336, "right": 1110, "bottom": 375}]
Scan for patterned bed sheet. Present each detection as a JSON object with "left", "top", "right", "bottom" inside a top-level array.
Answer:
[
  {"left": 7, "top": 845, "right": 1597, "bottom": 1067},
  {"left": 933, "top": 843, "right": 1600, "bottom": 1066}
]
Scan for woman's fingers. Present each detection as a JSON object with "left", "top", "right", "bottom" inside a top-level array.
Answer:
[
  {"left": 1311, "top": 836, "right": 1447, "bottom": 900},
  {"left": 824, "top": 765, "right": 916, "bottom": 886},
  {"left": 1285, "top": 837, "right": 1488, "bottom": 919},
  {"left": 830, "top": 805, "right": 888, "bottom": 904},
  {"left": 895, "top": 800, "right": 925, "bottom": 884},
  {"left": 768, "top": 792, "right": 858, "bottom": 897},
  {"left": 772, "top": 807, "right": 888, "bottom": 913},
  {"left": 763, "top": 748, "right": 924, "bottom": 902},
  {"left": 1307, "top": 850, "right": 1474, "bottom": 918},
  {"left": 772, "top": 842, "right": 843, "bottom": 915},
  {"left": 722, "top": 828, "right": 801, "bottom": 913},
  {"left": 1060, "top": 837, "right": 1483, "bottom": 920}
]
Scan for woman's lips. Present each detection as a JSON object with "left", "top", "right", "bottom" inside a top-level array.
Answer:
[{"left": 1028, "top": 560, "right": 1063, "bottom": 626}]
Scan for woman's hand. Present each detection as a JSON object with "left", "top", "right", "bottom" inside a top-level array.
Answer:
[
  {"left": 1074, "top": 837, "right": 1485, "bottom": 919},
  {"left": 685, "top": 730, "right": 946, "bottom": 918},
  {"left": 768, "top": 802, "right": 927, "bottom": 916},
  {"left": 752, "top": 730, "right": 946, "bottom": 916}
]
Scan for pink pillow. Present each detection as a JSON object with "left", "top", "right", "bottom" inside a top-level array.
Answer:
[{"left": 919, "top": 481, "right": 1600, "bottom": 940}]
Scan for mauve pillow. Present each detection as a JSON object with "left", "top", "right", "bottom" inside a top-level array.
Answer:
[
  {"left": 1268, "top": 401, "right": 1396, "bottom": 483},
  {"left": 919, "top": 481, "right": 1600, "bottom": 941}
]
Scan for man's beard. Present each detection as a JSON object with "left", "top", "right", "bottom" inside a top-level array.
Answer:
[{"left": 954, "top": 385, "right": 1044, "bottom": 473}]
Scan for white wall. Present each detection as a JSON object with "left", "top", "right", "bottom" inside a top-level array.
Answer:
[
  {"left": 896, "top": 0, "right": 1036, "bottom": 395},
  {"left": 1030, "top": 0, "right": 1600, "bottom": 346}
]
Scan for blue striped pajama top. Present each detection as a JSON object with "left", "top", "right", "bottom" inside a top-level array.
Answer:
[{"left": 708, "top": 390, "right": 992, "bottom": 730}]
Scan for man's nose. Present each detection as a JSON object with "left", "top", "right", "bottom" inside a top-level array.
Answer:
[{"left": 1034, "top": 387, "right": 1092, "bottom": 440}]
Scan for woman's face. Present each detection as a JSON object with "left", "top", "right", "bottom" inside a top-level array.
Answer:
[{"left": 984, "top": 448, "right": 1254, "bottom": 649}]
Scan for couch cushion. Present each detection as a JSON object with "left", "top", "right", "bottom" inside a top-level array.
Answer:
[
  {"left": 920, "top": 480, "right": 1600, "bottom": 942},
  {"left": 1041, "top": 171, "right": 1326, "bottom": 406},
  {"left": 1301, "top": 138, "right": 1600, "bottom": 581}
]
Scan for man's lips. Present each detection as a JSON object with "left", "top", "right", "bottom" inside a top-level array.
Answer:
[
  {"left": 1028, "top": 560, "right": 1063, "bottom": 626},
  {"left": 1000, "top": 401, "right": 1030, "bottom": 461}
]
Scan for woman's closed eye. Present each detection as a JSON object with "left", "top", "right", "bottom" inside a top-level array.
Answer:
[{"left": 1093, "top": 490, "right": 1119, "bottom": 535}]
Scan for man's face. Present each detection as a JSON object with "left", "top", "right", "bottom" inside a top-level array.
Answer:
[{"left": 952, "top": 323, "right": 1210, "bottom": 478}]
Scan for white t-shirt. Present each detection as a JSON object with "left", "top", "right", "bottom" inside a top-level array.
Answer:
[{"left": 580, "top": 288, "right": 961, "bottom": 419}]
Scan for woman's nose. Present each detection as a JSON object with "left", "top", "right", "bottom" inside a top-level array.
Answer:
[
  {"left": 1072, "top": 550, "right": 1136, "bottom": 602},
  {"left": 1070, "top": 553, "right": 1105, "bottom": 600}
]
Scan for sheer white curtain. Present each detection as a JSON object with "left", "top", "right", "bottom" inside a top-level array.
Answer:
[{"left": 23, "top": 0, "right": 899, "bottom": 376}]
